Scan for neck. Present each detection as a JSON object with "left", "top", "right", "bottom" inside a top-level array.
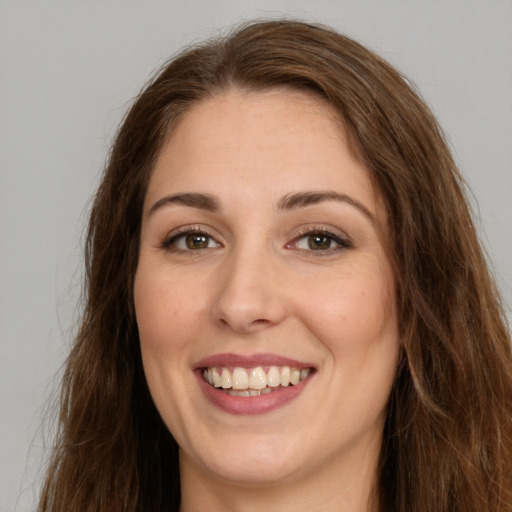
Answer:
[{"left": 179, "top": 441, "right": 381, "bottom": 512}]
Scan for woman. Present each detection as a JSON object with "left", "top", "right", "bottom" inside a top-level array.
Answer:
[{"left": 39, "top": 20, "right": 512, "bottom": 512}]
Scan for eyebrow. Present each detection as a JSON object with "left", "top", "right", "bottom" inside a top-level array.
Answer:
[
  {"left": 277, "top": 191, "right": 375, "bottom": 223},
  {"left": 148, "top": 190, "right": 374, "bottom": 223},
  {"left": 148, "top": 193, "right": 220, "bottom": 215}
]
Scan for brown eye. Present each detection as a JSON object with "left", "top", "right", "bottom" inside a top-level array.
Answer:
[
  {"left": 290, "top": 230, "right": 351, "bottom": 254},
  {"left": 164, "top": 230, "right": 221, "bottom": 252},
  {"left": 186, "top": 234, "right": 209, "bottom": 249},
  {"left": 308, "top": 234, "right": 333, "bottom": 250}
]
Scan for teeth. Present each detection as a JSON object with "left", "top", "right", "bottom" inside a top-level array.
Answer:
[
  {"left": 203, "top": 365, "right": 311, "bottom": 392},
  {"left": 280, "top": 366, "right": 291, "bottom": 387},
  {"left": 248, "top": 367, "right": 266, "bottom": 389},
  {"left": 221, "top": 368, "right": 232, "bottom": 389},
  {"left": 228, "top": 389, "right": 250, "bottom": 397},
  {"left": 290, "top": 369, "right": 300, "bottom": 385},
  {"left": 232, "top": 367, "right": 249, "bottom": 389},
  {"left": 212, "top": 368, "right": 221, "bottom": 387},
  {"left": 267, "top": 366, "right": 281, "bottom": 387}
]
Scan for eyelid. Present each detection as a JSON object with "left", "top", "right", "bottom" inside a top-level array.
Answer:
[{"left": 291, "top": 224, "right": 351, "bottom": 242}]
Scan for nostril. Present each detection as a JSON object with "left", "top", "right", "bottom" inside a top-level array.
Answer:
[
  {"left": 251, "top": 319, "right": 270, "bottom": 326},
  {"left": 216, "top": 316, "right": 273, "bottom": 333}
]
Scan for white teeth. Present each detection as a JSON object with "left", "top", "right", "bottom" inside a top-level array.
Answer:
[
  {"left": 280, "top": 366, "right": 291, "bottom": 387},
  {"left": 232, "top": 367, "right": 249, "bottom": 389},
  {"left": 203, "top": 365, "right": 312, "bottom": 392},
  {"left": 267, "top": 366, "right": 281, "bottom": 387},
  {"left": 248, "top": 367, "right": 267, "bottom": 389},
  {"left": 221, "top": 368, "right": 232, "bottom": 389},
  {"left": 212, "top": 367, "right": 221, "bottom": 387}
]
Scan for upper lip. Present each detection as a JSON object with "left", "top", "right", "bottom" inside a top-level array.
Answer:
[{"left": 193, "top": 352, "right": 315, "bottom": 370}]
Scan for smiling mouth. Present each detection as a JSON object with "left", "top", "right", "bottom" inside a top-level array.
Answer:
[{"left": 201, "top": 366, "right": 313, "bottom": 397}]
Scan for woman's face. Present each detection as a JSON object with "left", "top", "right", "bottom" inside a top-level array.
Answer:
[{"left": 134, "top": 89, "right": 400, "bottom": 488}]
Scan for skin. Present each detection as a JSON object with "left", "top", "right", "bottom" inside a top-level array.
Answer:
[{"left": 134, "top": 88, "right": 401, "bottom": 512}]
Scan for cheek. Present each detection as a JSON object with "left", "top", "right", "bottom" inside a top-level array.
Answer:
[
  {"left": 133, "top": 266, "right": 196, "bottom": 424},
  {"left": 298, "top": 269, "right": 397, "bottom": 353},
  {"left": 134, "top": 264, "right": 206, "bottom": 352}
]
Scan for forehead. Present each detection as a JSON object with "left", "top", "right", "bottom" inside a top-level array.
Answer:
[{"left": 146, "top": 88, "right": 382, "bottom": 219}]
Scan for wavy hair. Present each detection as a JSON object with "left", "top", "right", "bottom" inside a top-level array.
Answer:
[{"left": 39, "top": 20, "right": 512, "bottom": 511}]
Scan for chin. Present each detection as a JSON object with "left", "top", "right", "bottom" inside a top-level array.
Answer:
[{"left": 182, "top": 434, "right": 306, "bottom": 487}]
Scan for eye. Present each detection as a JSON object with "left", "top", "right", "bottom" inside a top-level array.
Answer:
[
  {"left": 289, "top": 229, "right": 351, "bottom": 253},
  {"left": 163, "top": 228, "right": 221, "bottom": 252}
]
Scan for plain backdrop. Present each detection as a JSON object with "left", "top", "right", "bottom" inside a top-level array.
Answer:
[{"left": 1, "top": 1, "right": 511, "bottom": 510}]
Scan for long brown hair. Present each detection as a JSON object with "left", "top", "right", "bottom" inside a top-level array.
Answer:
[{"left": 39, "top": 20, "right": 512, "bottom": 511}]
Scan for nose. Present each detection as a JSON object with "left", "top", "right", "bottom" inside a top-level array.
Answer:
[{"left": 211, "top": 247, "right": 287, "bottom": 334}]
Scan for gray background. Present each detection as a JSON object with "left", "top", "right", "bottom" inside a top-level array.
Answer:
[{"left": 1, "top": 1, "right": 511, "bottom": 510}]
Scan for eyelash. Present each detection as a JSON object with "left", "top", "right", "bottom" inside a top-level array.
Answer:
[
  {"left": 161, "top": 226, "right": 352, "bottom": 255},
  {"left": 161, "top": 226, "right": 221, "bottom": 253},
  {"left": 288, "top": 228, "right": 352, "bottom": 255}
]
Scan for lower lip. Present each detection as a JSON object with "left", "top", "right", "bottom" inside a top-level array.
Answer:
[{"left": 195, "top": 371, "right": 313, "bottom": 415}]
